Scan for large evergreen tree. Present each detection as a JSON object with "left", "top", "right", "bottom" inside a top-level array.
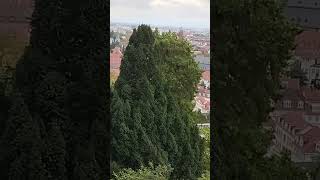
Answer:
[
  {"left": 112, "top": 25, "right": 204, "bottom": 179},
  {"left": 0, "top": 0, "right": 110, "bottom": 179},
  {"left": 213, "top": 0, "right": 307, "bottom": 179}
]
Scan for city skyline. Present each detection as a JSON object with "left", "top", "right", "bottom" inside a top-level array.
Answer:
[{"left": 111, "top": 0, "right": 210, "bottom": 29}]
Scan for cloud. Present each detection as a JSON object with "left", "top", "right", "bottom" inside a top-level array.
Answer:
[
  {"left": 110, "top": 0, "right": 210, "bottom": 28},
  {"left": 150, "top": 0, "right": 208, "bottom": 8},
  {"left": 110, "top": 0, "right": 151, "bottom": 9}
]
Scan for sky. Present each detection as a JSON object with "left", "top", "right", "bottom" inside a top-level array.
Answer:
[{"left": 110, "top": 0, "right": 210, "bottom": 29}]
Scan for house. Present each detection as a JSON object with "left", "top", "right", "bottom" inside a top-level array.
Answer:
[
  {"left": 271, "top": 78, "right": 320, "bottom": 162},
  {"left": 0, "top": 0, "right": 33, "bottom": 42},
  {"left": 200, "top": 71, "right": 210, "bottom": 89},
  {"left": 194, "top": 70, "right": 210, "bottom": 117},
  {"left": 197, "top": 86, "right": 210, "bottom": 98},
  {"left": 294, "top": 31, "right": 320, "bottom": 84},
  {"left": 272, "top": 111, "right": 320, "bottom": 162},
  {"left": 194, "top": 55, "right": 210, "bottom": 71},
  {"left": 276, "top": 79, "right": 305, "bottom": 110},
  {"left": 284, "top": 0, "right": 320, "bottom": 31},
  {"left": 194, "top": 96, "right": 210, "bottom": 114}
]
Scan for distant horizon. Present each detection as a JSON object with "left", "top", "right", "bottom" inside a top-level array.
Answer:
[{"left": 111, "top": 21, "right": 210, "bottom": 31}]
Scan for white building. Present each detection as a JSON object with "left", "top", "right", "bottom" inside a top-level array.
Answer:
[
  {"left": 200, "top": 70, "right": 210, "bottom": 89},
  {"left": 270, "top": 79, "right": 320, "bottom": 162}
]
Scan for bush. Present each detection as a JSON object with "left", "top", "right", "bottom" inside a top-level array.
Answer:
[
  {"left": 112, "top": 163, "right": 173, "bottom": 180},
  {"left": 198, "top": 170, "right": 210, "bottom": 180}
]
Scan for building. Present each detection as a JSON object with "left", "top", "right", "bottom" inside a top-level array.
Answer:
[
  {"left": 272, "top": 111, "right": 320, "bottom": 162},
  {"left": 0, "top": 0, "right": 33, "bottom": 42},
  {"left": 197, "top": 123, "right": 210, "bottom": 129},
  {"left": 284, "top": 0, "right": 320, "bottom": 31},
  {"left": 110, "top": 47, "right": 122, "bottom": 70},
  {"left": 197, "top": 86, "right": 210, "bottom": 98},
  {"left": 285, "top": 2, "right": 320, "bottom": 85},
  {"left": 194, "top": 69, "right": 210, "bottom": 117},
  {"left": 276, "top": 79, "right": 304, "bottom": 110},
  {"left": 194, "top": 96, "right": 210, "bottom": 114},
  {"left": 201, "top": 70, "right": 210, "bottom": 89},
  {"left": 110, "top": 47, "right": 123, "bottom": 81},
  {"left": 271, "top": 78, "right": 320, "bottom": 162},
  {"left": 294, "top": 31, "right": 320, "bottom": 84},
  {"left": 194, "top": 55, "right": 210, "bottom": 71}
]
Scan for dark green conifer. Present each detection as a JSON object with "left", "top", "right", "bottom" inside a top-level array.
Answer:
[
  {"left": 1, "top": 0, "right": 110, "bottom": 179},
  {"left": 112, "top": 25, "right": 204, "bottom": 179}
]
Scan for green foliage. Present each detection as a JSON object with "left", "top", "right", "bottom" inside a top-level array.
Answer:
[
  {"left": 112, "top": 25, "right": 204, "bottom": 179},
  {"left": 198, "top": 170, "right": 210, "bottom": 180},
  {"left": 155, "top": 32, "right": 201, "bottom": 103},
  {"left": 0, "top": 0, "right": 110, "bottom": 179},
  {"left": 260, "top": 152, "right": 309, "bottom": 180},
  {"left": 213, "top": 0, "right": 307, "bottom": 179},
  {"left": 198, "top": 127, "right": 210, "bottom": 180},
  {"left": 195, "top": 111, "right": 209, "bottom": 124},
  {"left": 112, "top": 162, "right": 173, "bottom": 180},
  {"left": 199, "top": 127, "right": 210, "bottom": 172},
  {"left": 0, "top": 35, "right": 26, "bottom": 96}
]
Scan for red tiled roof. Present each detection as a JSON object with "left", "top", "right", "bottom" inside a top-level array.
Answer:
[
  {"left": 282, "top": 89, "right": 304, "bottom": 101},
  {"left": 195, "top": 96, "right": 210, "bottom": 110},
  {"left": 202, "top": 71, "right": 210, "bottom": 81},
  {"left": 281, "top": 112, "right": 320, "bottom": 153},
  {"left": 305, "top": 112, "right": 320, "bottom": 116},
  {"left": 110, "top": 47, "right": 122, "bottom": 69},
  {"left": 283, "top": 111, "right": 309, "bottom": 130},
  {"left": 302, "top": 126, "right": 320, "bottom": 153},
  {"left": 295, "top": 31, "right": 320, "bottom": 59},
  {"left": 302, "top": 88, "right": 320, "bottom": 102},
  {"left": 200, "top": 46, "right": 210, "bottom": 52},
  {"left": 287, "top": 79, "right": 300, "bottom": 90},
  {"left": 198, "top": 86, "right": 209, "bottom": 94}
]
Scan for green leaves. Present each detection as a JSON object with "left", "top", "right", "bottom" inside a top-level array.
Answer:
[{"left": 112, "top": 162, "right": 173, "bottom": 180}]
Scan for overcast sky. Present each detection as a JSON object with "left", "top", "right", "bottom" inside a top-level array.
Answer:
[{"left": 110, "top": 0, "right": 210, "bottom": 29}]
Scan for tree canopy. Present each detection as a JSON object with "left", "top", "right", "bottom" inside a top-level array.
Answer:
[
  {"left": 0, "top": 0, "right": 110, "bottom": 179},
  {"left": 213, "top": 0, "right": 307, "bottom": 179},
  {"left": 112, "top": 25, "right": 204, "bottom": 179}
]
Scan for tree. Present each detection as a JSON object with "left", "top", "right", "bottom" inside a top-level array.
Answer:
[
  {"left": 112, "top": 25, "right": 204, "bottom": 179},
  {"left": 0, "top": 35, "right": 26, "bottom": 96},
  {"left": 0, "top": 93, "right": 47, "bottom": 179},
  {"left": 213, "top": 0, "right": 307, "bottom": 179},
  {"left": 154, "top": 32, "right": 201, "bottom": 103},
  {"left": 0, "top": 0, "right": 110, "bottom": 179},
  {"left": 113, "top": 25, "right": 167, "bottom": 169}
]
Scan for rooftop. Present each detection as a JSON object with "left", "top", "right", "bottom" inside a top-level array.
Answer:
[
  {"left": 202, "top": 71, "right": 210, "bottom": 81},
  {"left": 110, "top": 47, "right": 122, "bottom": 69},
  {"left": 295, "top": 31, "right": 320, "bottom": 59}
]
